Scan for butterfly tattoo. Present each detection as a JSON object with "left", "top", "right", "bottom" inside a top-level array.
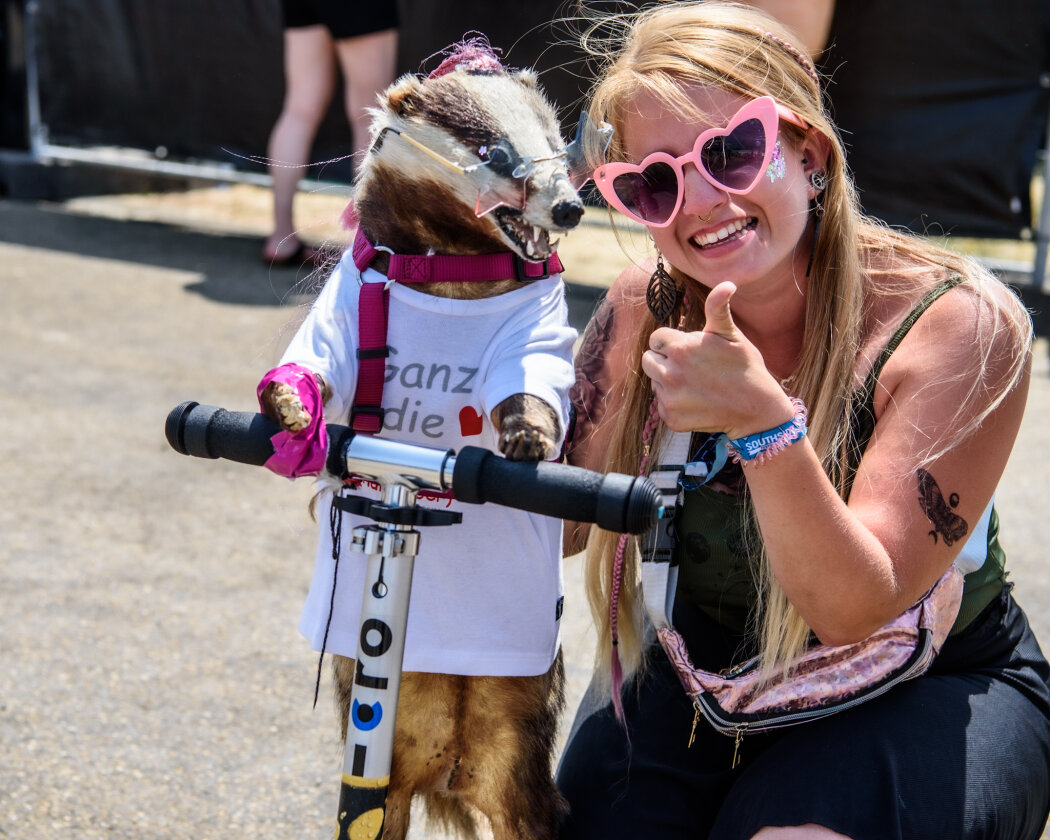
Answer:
[{"left": 916, "top": 468, "right": 969, "bottom": 547}]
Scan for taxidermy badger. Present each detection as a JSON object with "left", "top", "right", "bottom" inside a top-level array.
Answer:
[{"left": 259, "top": 40, "right": 593, "bottom": 840}]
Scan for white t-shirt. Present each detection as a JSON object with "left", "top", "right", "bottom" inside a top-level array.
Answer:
[{"left": 280, "top": 253, "right": 577, "bottom": 676}]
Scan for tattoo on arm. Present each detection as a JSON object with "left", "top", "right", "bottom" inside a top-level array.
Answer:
[
  {"left": 566, "top": 299, "right": 616, "bottom": 462},
  {"left": 916, "top": 467, "right": 969, "bottom": 546}
]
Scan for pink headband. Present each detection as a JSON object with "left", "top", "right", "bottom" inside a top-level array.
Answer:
[{"left": 761, "top": 30, "right": 820, "bottom": 87}]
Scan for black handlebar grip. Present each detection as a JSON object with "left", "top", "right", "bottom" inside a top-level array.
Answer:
[
  {"left": 451, "top": 445, "right": 662, "bottom": 534},
  {"left": 165, "top": 402, "right": 281, "bottom": 466}
]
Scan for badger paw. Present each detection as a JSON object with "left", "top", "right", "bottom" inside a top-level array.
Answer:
[
  {"left": 272, "top": 383, "right": 312, "bottom": 432},
  {"left": 493, "top": 394, "right": 560, "bottom": 462},
  {"left": 499, "top": 425, "right": 557, "bottom": 461}
]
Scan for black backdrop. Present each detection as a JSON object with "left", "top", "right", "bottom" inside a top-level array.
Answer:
[
  {"left": 6, "top": 0, "right": 589, "bottom": 184},
  {"left": 2, "top": 0, "right": 1048, "bottom": 239},
  {"left": 818, "top": 0, "right": 1050, "bottom": 239}
]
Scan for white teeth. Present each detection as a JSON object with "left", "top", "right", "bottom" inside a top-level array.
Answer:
[
  {"left": 694, "top": 218, "right": 750, "bottom": 247},
  {"left": 533, "top": 225, "right": 542, "bottom": 241},
  {"left": 526, "top": 240, "right": 537, "bottom": 258}
]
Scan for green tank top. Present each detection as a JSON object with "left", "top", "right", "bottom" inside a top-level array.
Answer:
[{"left": 673, "top": 278, "right": 1007, "bottom": 635}]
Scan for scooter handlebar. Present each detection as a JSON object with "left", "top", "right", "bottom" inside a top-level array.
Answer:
[
  {"left": 165, "top": 401, "right": 277, "bottom": 465},
  {"left": 165, "top": 401, "right": 663, "bottom": 534},
  {"left": 449, "top": 446, "right": 661, "bottom": 536}
]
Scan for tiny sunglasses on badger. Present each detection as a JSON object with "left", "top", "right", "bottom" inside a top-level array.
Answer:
[
  {"left": 592, "top": 96, "right": 809, "bottom": 227},
  {"left": 378, "top": 112, "right": 614, "bottom": 218}
]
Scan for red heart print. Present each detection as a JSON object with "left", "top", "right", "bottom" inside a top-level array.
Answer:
[{"left": 459, "top": 406, "right": 484, "bottom": 437}]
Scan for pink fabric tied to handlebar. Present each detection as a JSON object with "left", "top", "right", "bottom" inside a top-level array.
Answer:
[{"left": 256, "top": 363, "right": 329, "bottom": 479}]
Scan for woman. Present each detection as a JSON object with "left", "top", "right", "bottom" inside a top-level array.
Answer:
[
  {"left": 263, "top": 0, "right": 398, "bottom": 265},
  {"left": 557, "top": 3, "right": 1050, "bottom": 839}
]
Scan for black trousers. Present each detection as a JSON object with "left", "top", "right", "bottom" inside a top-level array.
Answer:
[{"left": 557, "top": 585, "right": 1050, "bottom": 840}]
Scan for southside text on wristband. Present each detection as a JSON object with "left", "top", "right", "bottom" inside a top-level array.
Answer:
[{"left": 724, "top": 397, "right": 807, "bottom": 466}]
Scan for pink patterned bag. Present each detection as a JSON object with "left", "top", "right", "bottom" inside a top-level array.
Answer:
[
  {"left": 658, "top": 568, "right": 962, "bottom": 750},
  {"left": 639, "top": 431, "right": 965, "bottom": 760}
]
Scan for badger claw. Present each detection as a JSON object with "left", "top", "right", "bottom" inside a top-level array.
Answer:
[
  {"left": 273, "top": 383, "right": 312, "bottom": 432},
  {"left": 499, "top": 426, "right": 557, "bottom": 462}
]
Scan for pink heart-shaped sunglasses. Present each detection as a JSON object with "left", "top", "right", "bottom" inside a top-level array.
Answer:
[{"left": 592, "top": 96, "right": 809, "bottom": 227}]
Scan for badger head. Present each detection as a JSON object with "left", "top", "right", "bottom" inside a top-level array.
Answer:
[{"left": 353, "top": 47, "right": 584, "bottom": 263}]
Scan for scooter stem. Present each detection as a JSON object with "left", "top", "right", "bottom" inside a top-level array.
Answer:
[{"left": 337, "top": 482, "right": 420, "bottom": 840}]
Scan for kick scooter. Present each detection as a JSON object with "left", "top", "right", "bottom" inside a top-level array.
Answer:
[{"left": 166, "top": 401, "right": 662, "bottom": 839}]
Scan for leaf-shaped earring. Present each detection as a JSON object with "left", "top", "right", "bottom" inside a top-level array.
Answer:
[{"left": 646, "top": 252, "right": 682, "bottom": 324}]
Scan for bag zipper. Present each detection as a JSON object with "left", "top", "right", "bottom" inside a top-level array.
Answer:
[
  {"left": 688, "top": 706, "right": 749, "bottom": 768},
  {"left": 731, "top": 723, "right": 746, "bottom": 768}
]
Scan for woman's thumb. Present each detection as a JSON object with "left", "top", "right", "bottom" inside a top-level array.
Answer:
[{"left": 703, "top": 282, "right": 738, "bottom": 336}]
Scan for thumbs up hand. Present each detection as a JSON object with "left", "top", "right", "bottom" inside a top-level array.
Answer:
[
  {"left": 640, "top": 282, "right": 794, "bottom": 437},
  {"left": 700, "top": 280, "right": 741, "bottom": 342}
]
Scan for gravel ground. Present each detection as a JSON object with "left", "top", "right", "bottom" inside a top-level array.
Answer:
[{"left": 2, "top": 188, "right": 1048, "bottom": 839}]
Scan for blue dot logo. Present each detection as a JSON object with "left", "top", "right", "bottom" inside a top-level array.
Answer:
[{"left": 352, "top": 699, "right": 383, "bottom": 731}]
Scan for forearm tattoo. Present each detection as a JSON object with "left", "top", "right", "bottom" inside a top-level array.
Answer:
[
  {"left": 917, "top": 467, "right": 969, "bottom": 546},
  {"left": 566, "top": 298, "right": 615, "bottom": 462}
]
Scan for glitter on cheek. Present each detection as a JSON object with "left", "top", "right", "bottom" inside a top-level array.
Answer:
[{"left": 765, "top": 140, "right": 786, "bottom": 183}]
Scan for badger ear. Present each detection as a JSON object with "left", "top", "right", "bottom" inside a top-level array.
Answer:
[
  {"left": 384, "top": 74, "right": 424, "bottom": 117},
  {"left": 513, "top": 69, "right": 539, "bottom": 88}
]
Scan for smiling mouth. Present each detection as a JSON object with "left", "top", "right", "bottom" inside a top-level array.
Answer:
[
  {"left": 493, "top": 207, "right": 553, "bottom": 261},
  {"left": 691, "top": 217, "right": 757, "bottom": 249}
]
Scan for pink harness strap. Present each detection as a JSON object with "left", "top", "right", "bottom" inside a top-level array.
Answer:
[
  {"left": 350, "top": 280, "right": 390, "bottom": 433},
  {"left": 351, "top": 227, "right": 564, "bottom": 284},
  {"left": 348, "top": 227, "right": 564, "bottom": 432}
]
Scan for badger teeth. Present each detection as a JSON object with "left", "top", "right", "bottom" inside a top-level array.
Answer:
[
  {"left": 493, "top": 209, "right": 553, "bottom": 262},
  {"left": 493, "top": 205, "right": 554, "bottom": 259}
]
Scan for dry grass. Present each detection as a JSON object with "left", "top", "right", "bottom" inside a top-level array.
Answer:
[{"left": 61, "top": 173, "right": 1045, "bottom": 287}]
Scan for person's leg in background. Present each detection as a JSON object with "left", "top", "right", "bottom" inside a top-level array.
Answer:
[
  {"left": 264, "top": 24, "right": 336, "bottom": 264},
  {"left": 334, "top": 26, "right": 399, "bottom": 169}
]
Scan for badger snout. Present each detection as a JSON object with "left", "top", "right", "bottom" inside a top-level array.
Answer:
[
  {"left": 552, "top": 198, "right": 584, "bottom": 230},
  {"left": 494, "top": 164, "right": 585, "bottom": 260}
]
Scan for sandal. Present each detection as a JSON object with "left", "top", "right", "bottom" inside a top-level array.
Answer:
[{"left": 263, "top": 239, "right": 323, "bottom": 268}]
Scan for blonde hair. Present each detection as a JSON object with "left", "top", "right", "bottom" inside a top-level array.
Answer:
[{"left": 577, "top": 1, "right": 1033, "bottom": 686}]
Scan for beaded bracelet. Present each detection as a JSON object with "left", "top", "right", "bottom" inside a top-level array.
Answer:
[{"left": 724, "top": 397, "right": 808, "bottom": 466}]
